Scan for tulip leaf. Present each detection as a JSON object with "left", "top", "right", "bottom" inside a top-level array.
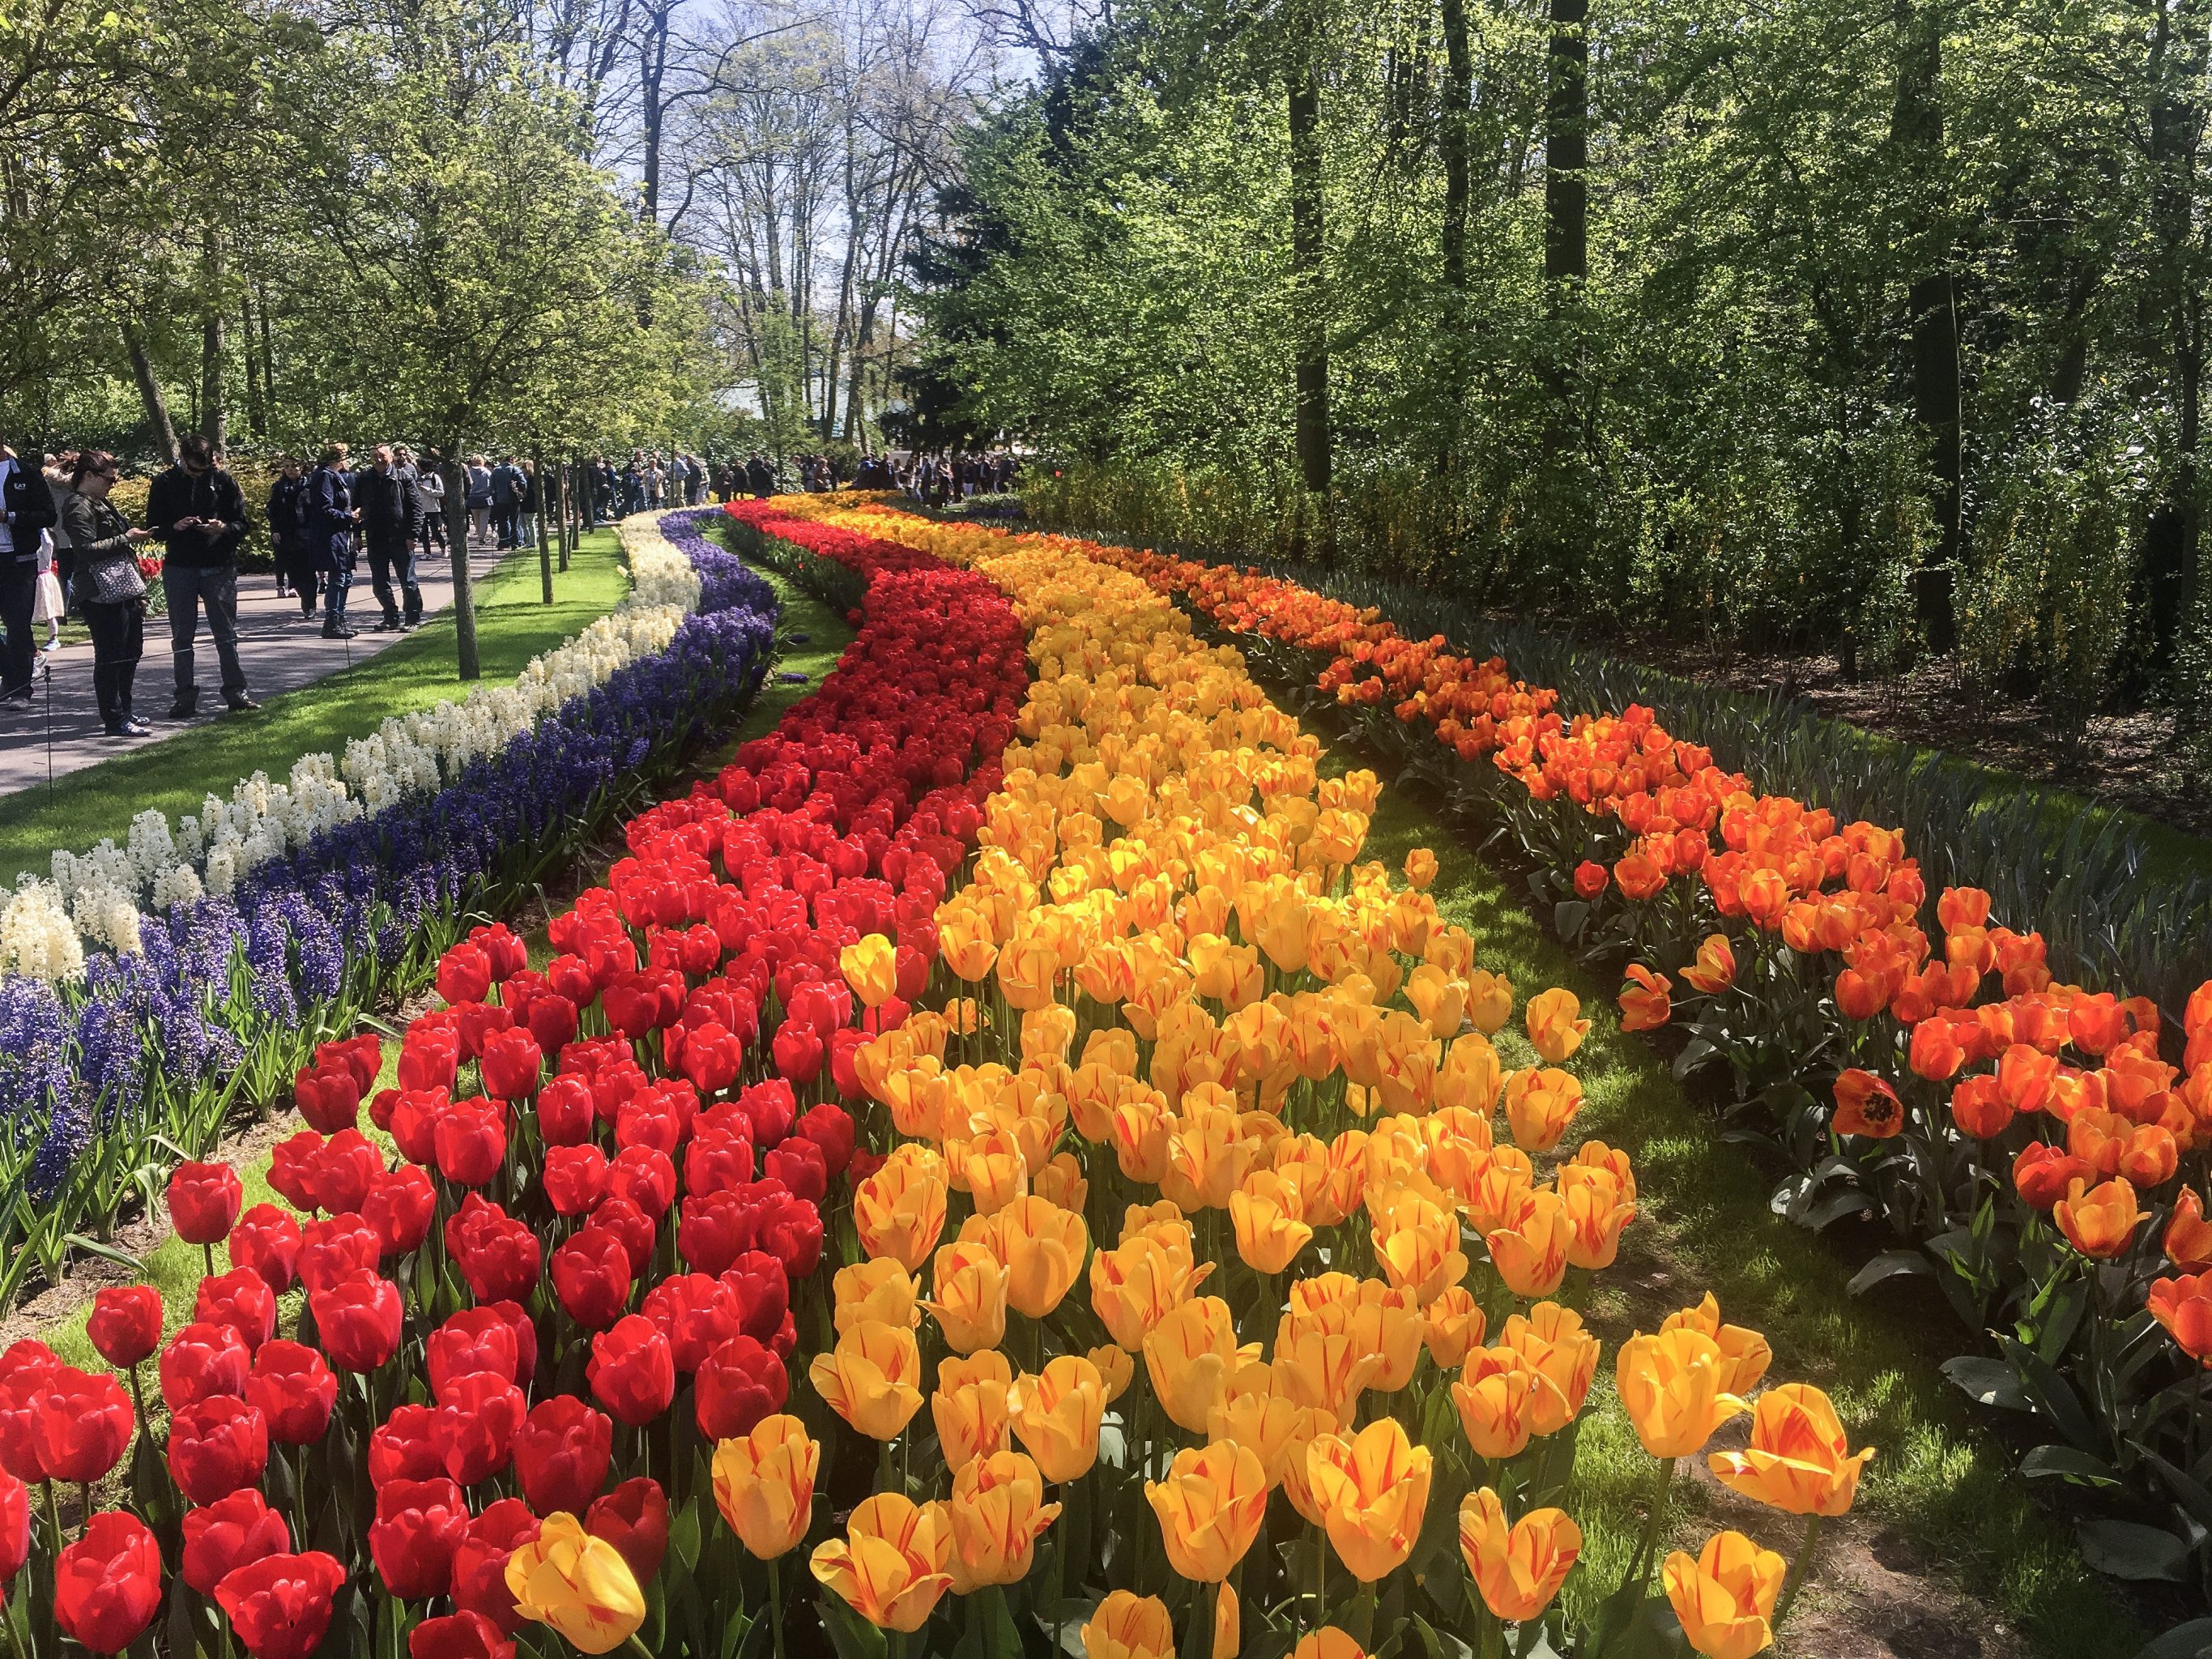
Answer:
[
  {"left": 1669, "top": 1038, "right": 1715, "bottom": 1081},
  {"left": 2019, "top": 1444, "right": 2122, "bottom": 1486},
  {"left": 670, "top": 1494, "right": 705, "bottom": 1575},
  {"left": 1847, "top": 1249, "right": 1935, "bottom": 1297},
  {"left": 817, "top": 1593, "right": 890, "bottom": 1659},
  {"left": 1941, "top": 1357, "right": 2033, "bottom": 1412},
  {"left": 2129, "top": 1614, "right": 2212, "bottom": 1658},
  {"left": 2075, "top": 1517, "right": 2193, "bottom": 1583}
]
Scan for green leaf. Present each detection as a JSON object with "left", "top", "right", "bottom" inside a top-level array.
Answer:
[
  {"left": 817, "top": 1593, "right": 889, "bottom": 1659},
  {"left": 1847, "top": 1249, "right": 1933, "bottom": 1296},
  {"left": 2075, "top": 1518, "right": 2193, "bottom": 1583},
  {"left": 2018, "top": 1444, "right": 2120, "bottom": 1486},
  {"left": 2131, "top": 1616, "right": 2212, "bottom": 1659},
  {"left": 1940, "top": 1356, "right": 2032, "bottom": 1411}
]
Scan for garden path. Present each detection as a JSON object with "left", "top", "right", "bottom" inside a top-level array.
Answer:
[{"left": 0, "top": 539, "right": 511, "bottom": 800}]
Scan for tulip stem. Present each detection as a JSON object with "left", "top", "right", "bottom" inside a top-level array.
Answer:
[
  {"left": 769, "top": 1551, "right": 786, "bottom": 1659},
  {"left": 1312, "top": 1525, "right": 1327, "bottom": 1629},
  {"left": 1181, "top": 1580, "right": 1217, "bottom": 1659},
  {"left": 1773, "top": 1512, "right": 1823, "bottom": 1631},
  {"left": 628, "top": 1637, "right": 658, "bottom": 1659}
]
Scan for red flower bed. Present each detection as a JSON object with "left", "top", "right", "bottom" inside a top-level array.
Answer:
[{"left": 0, "top": 519, "right": 1026, "bottom": 1658}]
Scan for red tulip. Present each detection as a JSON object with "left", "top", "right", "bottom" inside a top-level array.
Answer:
[
  {"left": 433, "top": 1370, "right": 526, "bottom": 1486},
  {"left": 369, "top": 1476, "right": 469, "bottom": 1600},
  {"left": 426, "top": 1310, "right": 519, "bottom": 1405},
  {"left": 680, "top": 1021, "right": 744, "bottom": 1096},
  {"left": 437, "top": 943, "right": 492, "bottom": 1008},
  {"left": 55, "top": 1512, "right": 164, "bottom": 1653},
  {"left": 591, "top": 1195, "right": 658, "bottom": 1277},
  {"left": 389, "top": 1087, "right": 450, "bottom": 1166},
  {"left": 720, "top": 1252, "right": 791, "bottom": 1344},
  {"left": 479, "top": 1027, "right": 544, "bottom": 1102},
  {"left": 214, "top": 1549, "right": 346, "bottom": 1659},
  {"left": 737, "top": 1079, "right": 795, "bottom": 1145},
  {"left": 588, "top": 1315, "right": 676, "bottom": 1427},
  {"left": 315, "top": 1130, "right": 386, "bottom": 1216},
  {"left": 169, "top": 1161, "right": 244, "bottom": 1244},
  {"left": 473, "top": 924, "right": 529, "bottom": 980},
  {"left": 484, "top": 1300, "right": 539, "bottom": 1390},
  {"left": 168, "top": 1395, "right": 269, "bottom": 1504},
  {"left": 605, "top": 1145, "right": 677, "bottom": 1217},
  {"left": 197, "top": 1268, "right": 278, "bottom": 1354},
  {"left": 86, "top": 1285, "right": 163, "bottom": 1370},
  {"left": 525, "top": 992, "right": 579, "bottom": 1057},
  {"left": 695, "top": 1334, "right": 788, "bottom": 1440},
  {"left": 679, "top": 1188, "right": 748, "bottom": 1277},
  {"left": 364, "top": 1166, "right": 437, "bottom": 1256},
  {"left": 0, "top": 1341, "right": 57, "bottom": 1484},
  {"left": 297, "top": 1214, "right": 383, "bottom": 1298},
  {"left": 684, "top": 1126, "right": 755, "bottom": 1196},
  {"left": 246, "top": 1341, "right": 337, "bottom": 1447},
  {"left": 542, "top": 1145, "right": 608, "bottom": 1216},
  {"left": 796, "top": 1103, "right": 854, "bottom": 1175},
  {"left": 765, "top": 1138, "right": 828, "bottom": 1205},
  {"left": 266, "top": 1132, "right": 324, "bottom": 1213},
  {"left": 369, "top": 1405, "right": 442, "bottom": 1488},
  {"left": 293, "top": 1064, "right": 363, "bottom": 1135},
  {"left": 553, "top": 1227, "right": 634, "bottom": 1330},
  {"left": 451, "top": 1211, "right": 541, "bottom": 1307},
  {"left": 642, "top": 1274, "right": 742, "bottom": 1373},
  {"left": 535, "top": 1075, "right": 597, "bottom": 1147},
  {"left": 435, "top": 1097, "right": 509, "bottom": 1188},
  {"left": 755, "top": 1191, "right": 823, "bottom": 1278},
  {"left": 398, "top": 1028, "right": 461, "bottom": 1094},
  {"left": 0, "top": 1468, "right": 27, "bottom": 1584},
  {"left": 410, "top": 1610, "right": 517, "bottom": 1659},
  {"left": 229, "top": 1205, "right": 304, "bottom": 1294},
  {"left": 513, "top": 1396, "right": 612, "bottom": 1516},
  {"left": 311, "top": 1270, "right": 403, "bottom": 1374},
  {"left": 31, "top": 1367, "right": 134, "bottom": 1483},
  {"left": 182, "top": 1488, "right": 291, "bottom": 1596},
  {"left": 450, "top": 1498, "right": 539, "bottom": 1633},
  {"left": 160, "top": 1322, "right": 251, "bottom": 1412},
  {"left": 319, "top": 1032, "right": 384, "bottom": 1095},
  {"left": 769, "top": 1021, "right": 824, "bottom": 1085},
  {"left": 586, "top": 1476, "right": 669, "bottom": 1584}
]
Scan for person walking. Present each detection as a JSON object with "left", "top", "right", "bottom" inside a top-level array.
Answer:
[
  {"left": 147, "top": 433, "right": 256, "bottom": 717},
  {"left": 589, "top": 457, "right": 613, "bottom": 527},
  {"left": 412, "top": 447, "right": 449, "bottom": 561},
  {"left": 488, "top": 455, "right": 523, "bottom": 548},
  {"left": 266, "top": 457, "right": 317, "bottom": 619},
  {"left": 0, "top": 435, "right": 59, "bottom": 706},
  {"left": 518, "top": 458, "right": 539, "bottom": 548},
  {"left": 308, "top": 442, "right": 357, "bottom": 639},
  {"left": 465, "top": 454, "right": 493, "bottom": 547},
  {"left": 357, "top": 443, "right": 423, "bottom": 631},
  {"left": 59, "top": 450, "right": 152, "bottom": 737},
  {"left": 43, "top": 451, "right": 78, "bottom": 616}
]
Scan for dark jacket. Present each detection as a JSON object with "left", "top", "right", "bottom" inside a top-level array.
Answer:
[
  {"left": 305, "top": 463, "right": 354, "bottom": 571},
  {"left": 356, "top": 465, "right": 421, "bottom": 547},
  {"left": 146, "top": 463, "right": 248, "bottom": 567},
  {"left": 2, "top": 458, "right": 58, "bottom": 561},
  {"left": 489, "top": 463, "right": 525, "bottom": 507},
  {"left": 266, "top": 476, "right": 309, "bottom": 552},
  {"left": 59, "top": 491, "right": 147, "bottom": 603}
]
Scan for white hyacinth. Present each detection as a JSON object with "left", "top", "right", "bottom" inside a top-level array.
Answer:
[{"left": 0, "top": 881, "right": 87, "bottom": 983}]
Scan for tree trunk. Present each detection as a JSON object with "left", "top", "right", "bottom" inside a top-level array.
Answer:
[
  {"left": 441, "top": 455, "right": 480, "bottom": 679},
  {"left": 1544, "top": 0, "right": 1588, "bottom": 288},
  {"left": 1440, "top": 0, "right": 1473, "bottom": 300},
  {"left": 240, "top": 295, "right": 266, "bottom": 442},
  {"left": 1286, "top": 51, "right": 1332, "bottom": 505},
  {"left": 200, "top": 231, "right": 227, "bottom": 449},
  {"left": 1892, "top": 0, "right": 1959, "bottom": 652},
  {"left": 125, "top": 321, "right": 177, "bottom": 463},
  {"left": 534, "top": 452, "right": 555, "bottom": 604},
  {"left": 257, "top": 277, "right": 278, "bottom": 426}
]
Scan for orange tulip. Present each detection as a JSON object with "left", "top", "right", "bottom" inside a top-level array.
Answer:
[
  {"left": 2167, "top": 1189, "right": 2212, "bottom": 1273},
  {"left": 1457, "top": 1487, "right": 1580, "bottom": 1622},
  {"left": 1614, "top": 1328, "right": 1747, "bottom": 1459},
  {"left": 710, "top": 1414, "right": 818, "bottom": 1560},
  {"left": 2148, "top": 1274, "right": 2212, "bottom": 1363},
  {"left": 931, "top": 1351, "right": 1012, "bottom": 1473},
  {"left": 1145, "top": 1440, "right": 1268, "bottom": 1582},
  {"left": 1681, "top": 934, "right": 1736, "bottom": 995},
  {"left": 1707, "top": 1383, "right": 1873, "bottom": 1516},
  {"left": 1486, "top": 1189, "right": 1571, "bottom": 1298},
  {"left": 1008, "top": 1355, "right": 1105, "bottom": 1482},
  {"left": 1831, "top": 1068, "right": 1903, "bottom": 1138},
  {"left": 1663, "top": 1530, "right": 1786, "bottom": 1659},
  {"left": 1524, "top": 988, "right": 1589, "bottom": 1064},
  {"left": 944, "top": 1450, "right": 1060, "bottom": 1592},
  {"left": 2054, "top": 1176, "right": 2142, "bottom": 1260},
  {"left": 809, "top": 1320, "right": 923, "bottom": 1440},
  {"left": 1618, "top": 964, "right": 1672, "bottom": 1033},
  {"left": 1451, "top": 1349, "right": 1538, "bottom": 1460},
  {"left": 1081, "top": 1590, "right": 1174, "bottom": 1659}
]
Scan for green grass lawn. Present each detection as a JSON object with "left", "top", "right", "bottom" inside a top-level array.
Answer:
[{"left": 0, "top": 531, "right": 633, "bottom": 887}]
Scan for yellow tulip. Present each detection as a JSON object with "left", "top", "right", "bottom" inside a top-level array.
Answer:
[
  {"left": 1271, "top": 1324, "right": 1380, "bottom": 1422},
  {"left": 1403, "top": 848, "right": 1438, "bottom": 890},
  {"left": 1464, "top": 1145, "right": 1535, "bottom": 1234},
  {"left": 1163, "top": 1100, "right": 1258, "bottom": 1212},
  {"left": 1434, "top": 1034, "right": 1503, "bottom": 1115},
  {"left": 504, "top": 1512, "right": 647, "bottom": 1655},
  {"left": 1486, "top": 1188, "right": 1571, "bottom": 1298},
  {"left": 809, "top": 1493, "right": 954, "bottom": 1632},
  {"left": 1205, "top": 1381, "right": 1322, "bottom": 1489},
  {"left": 1503, "top": 1068, "right": 1585, "bottom": 1154},
  {"left": 1089, "top": 1343, "right": 1135, "bottom": 1403},
  {"left": 1144, "top": 1295, "right": 1255, "bottom": 1433},
  {"left": 1660, "top": 1294, "right": 1771, "bottom": 1395},
  {"left": 1451, "top": 1349, "right": 1538, "bottom": 1460},
  {"left": 1663, "top": 1531, "right": 1787, "bottom": 1659},
  {"left": 1614, "top": 1328, "right": 1748, "bottom": 1460},
  {"left": 1496, "top": 1303, "right": 1600, "bottom": 1435},
  {"left": 1323, "top": 1130, "right": 1368, "bottom": 1222},
  {"left": 1091, "top": 1234, "right": 1202, "bottom": 1352},
  {"left": 1305, "top": 1418, "right": 1434, "bottom": 1582},
  {"left": 944, "top": 1449, "right": 1062, "bottom": 1592},
  {"left": 938, "top": 909, "right": 999, "bottom": 982},
  {"left": 855, "top": 1155, "right": 948, "bottom": 1272},
  {"left": 840, "top": 934, "right": 898, "bottom": 1009},
  {"left": 1034, "top": 1150, "right": 1089, "bottom": 1211},
  {"left": 1464, "top": 970, "right": 1514, "bottom": 1034},
  {"left": 959, "top": 1128, "right": 1030, "bottom": 1216},
  {"left": 1371, "top": 1187, "right": 1468, "bottom": 1305},
  {"left": 1110, "top": 1094, "right": 1174, "bottom": 1183},
  {"left": 1230, "top": 1171, "right": 1314, "bottom": 1274},
  {"left": 1524, "top": 987, "right": 1589, "bottom": 1064},
  {"left": 1557, "top": 1162, "right": 1635, "bottom": 1270},
  {"left": 1081, "top": 1589, "right": 1174, "bottom": 1659},
  {"left": 923, "top": 1240, "right": 1011, "bottom": 1354},
  {"left": 997, "top": 933, "right": 1060, "bottom": 1011},
  {"left": 833, "top": 1260, "right": 920, "bottom": 1337},
  {"left": 994, "top": 1193, "right": 1089, "bottom": 1318},
  {"left": 1009, "top": 1354, "right": 1106, "bottom": 1482},
  {"left": 1294, "top": 1631, "right": 1369, "bottom": 1659},
  {"left": 1021, "top": 1002, "right": 1079, "bottom": 1066},
  {"left": 1145, "top": 1440, "right": 1268, "bottom": 1582},
  {"left": 710, "top": 1414, "right": 818, "bottom": 1560},
  {"left": 1213, "top": 1580, "right": 1239, "bottom": 1659},
  {"left": 1425, "top": 1286, "right": 1485, "bottom": 1367},
  {"left": 1707, "top": 1383, "right": 1873, "bottom": 1516},
  {"left": 808, "top": 1320, "right": 923, "bottom": 1440},
  {"left": 1457, "top": 1487, "right": 1580, "bottom": 1622},
  {"left": 931, "top": 1351, "right": 1012, "bottom": 1473}
]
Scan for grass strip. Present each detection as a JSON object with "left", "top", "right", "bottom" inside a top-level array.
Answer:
[{"left": 0, "top": 530, "right": 633, "bottom": 887}]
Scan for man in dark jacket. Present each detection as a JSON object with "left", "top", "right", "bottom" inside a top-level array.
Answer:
[
  {"left": 745, "top": 454, "right": 774, "bottom": 498},
  {"left": 490, "top": 455, "right": 526, "bottom": 548},
  {"left": 147, "top": 433, "right": 256, "bottom": 716},
  {"left": 357, "top": 444, "right": 424, "bottom": 631},
  {"left": 0, "top": 435, "right": 58, "bottom": 704},
  {"left": 307, "top": 443, "right": 358, "bottom": 638}
]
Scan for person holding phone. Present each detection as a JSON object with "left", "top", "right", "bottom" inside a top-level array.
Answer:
[
  {"left": 59, "top": 450, "right": 153, "bottom": 737},
  {"left": 146, "top": 433, "right": 257, "bottom": 718}
]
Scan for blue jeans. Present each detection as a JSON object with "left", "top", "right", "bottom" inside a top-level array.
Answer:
[
  {"left": 368, "top": 539, "right": 420, "bottom": 624},
  {"left": 327, "top": 544, "right": 355, "bottom": 617},
  {"left": 163, "top": 563, "right": 246, "bottom": 700}
]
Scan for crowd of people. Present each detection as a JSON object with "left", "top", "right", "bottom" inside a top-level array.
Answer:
[{"left": 0, "top": 435, "right": 1025, "bottom": 744}]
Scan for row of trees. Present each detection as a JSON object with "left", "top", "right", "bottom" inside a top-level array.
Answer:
[{"left": 915, "top": 0, "right": 2212, "bottom": 731}]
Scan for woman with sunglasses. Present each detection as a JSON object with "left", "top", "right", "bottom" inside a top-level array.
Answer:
[{"left": 58, "top": 450, "right": 153, "bottom": 737}]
